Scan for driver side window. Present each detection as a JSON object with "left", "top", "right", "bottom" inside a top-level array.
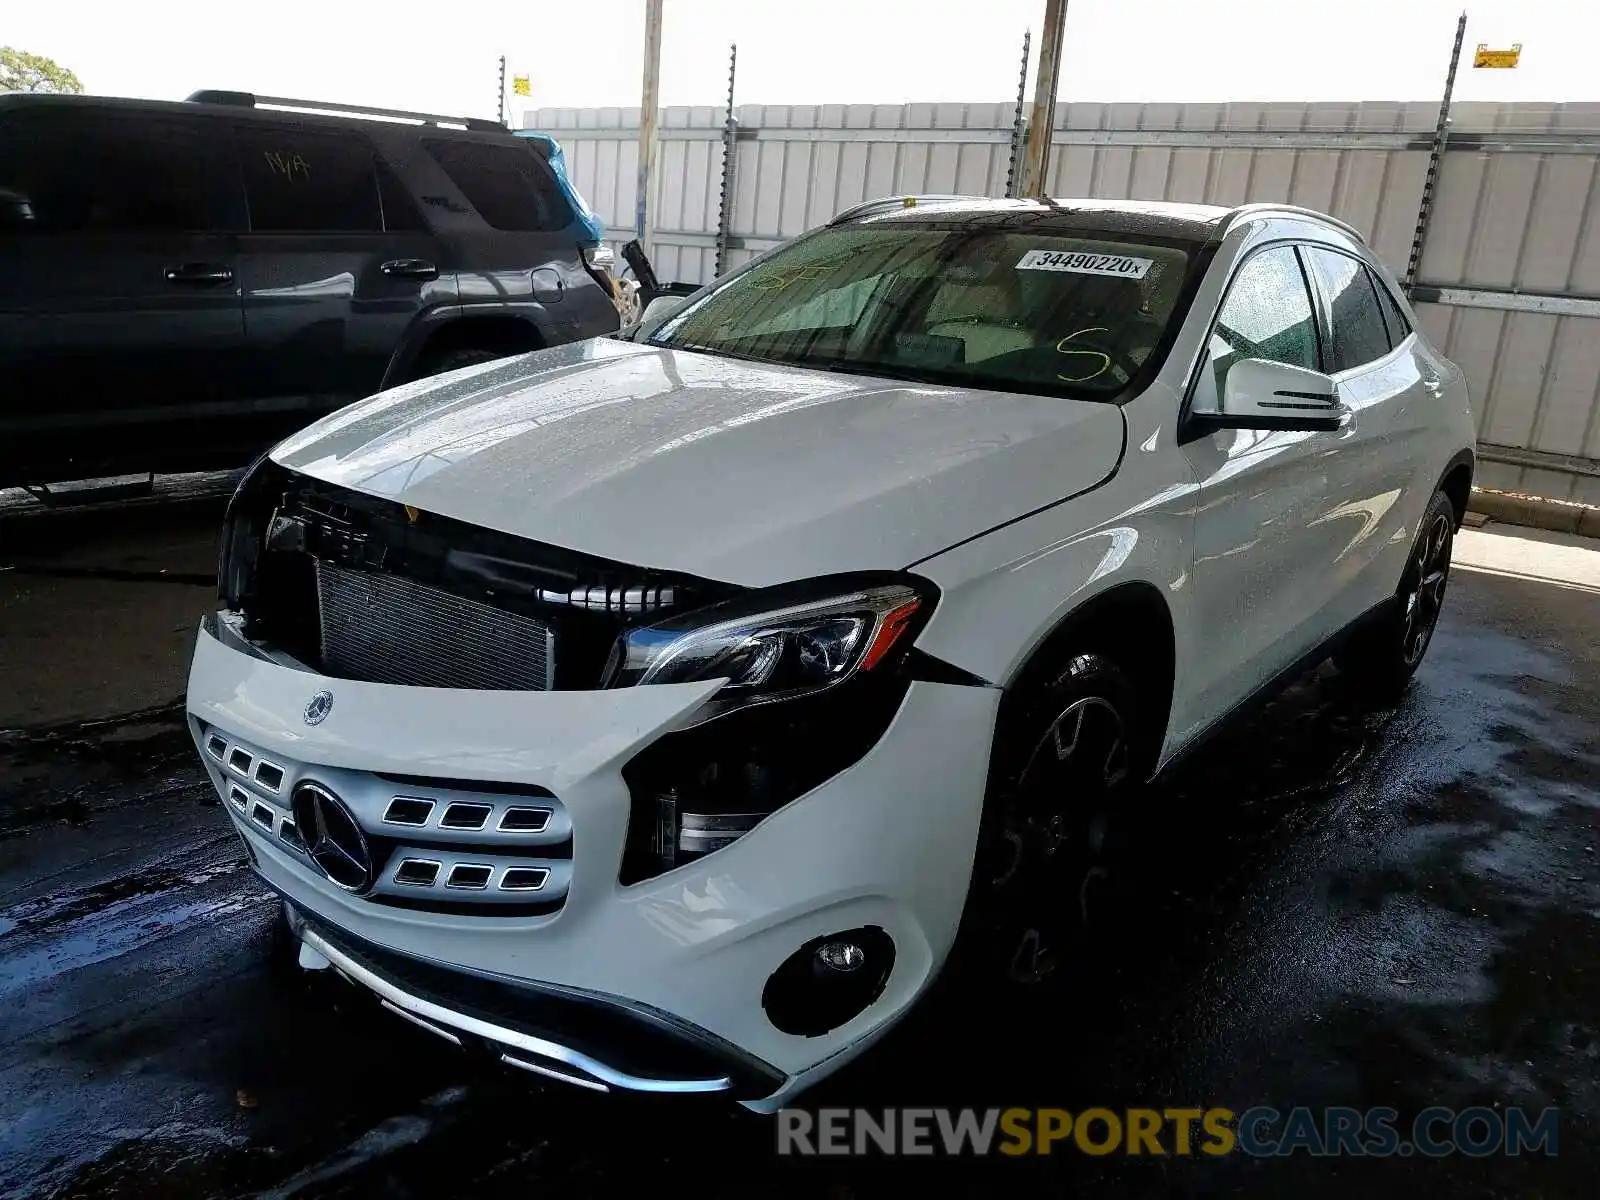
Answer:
[{"left": 1197, "top": 246, "right": 1320, "bottom": 409}]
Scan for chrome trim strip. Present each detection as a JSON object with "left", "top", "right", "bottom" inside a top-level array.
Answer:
[
  {"left": 500, "top": 1052, "right": 609, "bottom": 1092},
  {"left": 382, "top": 797, "right": 436, "bottom": 827},
  {"left": 498, "top": 806, "right": 553, "bottom": 833},
  {"left": 298, "top": 927, "right": 734, "bottom": 1095},
  {"left": 499, "top": 867, "right": 550, "bottom": 892},
  {"left": 253, "top": 759, "right": 285, "bottom": 793},
  {"left": 381, "top": 998, "right": 462, "bottom": 1045},
  {"left": 445, "top": 864, "right": 492, "bottom": 889},
  {"left": 394, "top": 858, "right": 442, "bottom": 886}
]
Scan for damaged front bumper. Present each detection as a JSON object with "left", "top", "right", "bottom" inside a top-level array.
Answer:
[{"left": 187, "top": 619, "right": 999, "bottom": 1110}]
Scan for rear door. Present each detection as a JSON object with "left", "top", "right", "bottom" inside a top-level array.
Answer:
[
  {"left": 232, "top": 121, "right": 450, "bottom": 447},
  {"left": 0, "top": 105, "right": 245, "bottom": 483},
  {"left": 420, "top": 136, "right": 616, "bottom": 343},
  {"left": 1301, "top": 245, "right": 1436, "bottom": 629}
]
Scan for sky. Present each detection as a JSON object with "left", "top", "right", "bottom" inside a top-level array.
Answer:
[{"left": 6, "top": 0, "right": 1595, "bottom": 125}]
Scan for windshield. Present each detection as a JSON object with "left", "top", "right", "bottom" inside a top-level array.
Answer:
[{"left": 647, "top": 222, "right": 1200, "bottom": 400}]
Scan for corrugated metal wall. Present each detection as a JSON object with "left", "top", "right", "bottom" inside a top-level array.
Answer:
[{"left": 530, "top": 100, "right": 1600, "bottom": 503}]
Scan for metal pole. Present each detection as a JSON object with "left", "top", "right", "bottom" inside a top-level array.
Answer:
[
  {"left": 497, "top": 55, "right": 506, "bottom": 127},
  {"left": 1005, "top": 29, "right": 1031, "bottom": 198},
  {"left": 1404, "top": 11, "right": 1468, "bottom": 294},
  {"left": 636, "top": 0, "right": 665, "bottom": 254},
  {"left": 714, "top": 43, "right": 739, "bottom": 277},
  {"left": 1018, "top": 0, "right": 1068, "bottom": 198}
]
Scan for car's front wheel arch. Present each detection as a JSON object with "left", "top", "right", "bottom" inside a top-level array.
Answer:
[{"left": 999, "top": 580, "right": 1176, "bottom": 783}]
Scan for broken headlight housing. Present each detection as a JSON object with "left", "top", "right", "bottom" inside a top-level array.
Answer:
[
  {"left": 601, "top": 579, "right": 925, "bottom": 719},
  {"left": 611, "top": 576, "right": 936, "bottom": 882}
]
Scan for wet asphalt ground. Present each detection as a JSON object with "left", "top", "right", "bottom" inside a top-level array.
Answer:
[{"left": 0, "top": 485, "right": 1596, "bottom": 1199}]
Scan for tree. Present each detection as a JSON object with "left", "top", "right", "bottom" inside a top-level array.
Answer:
[{"left": 0, "top": 48, "right": 84, "bottom": 94}]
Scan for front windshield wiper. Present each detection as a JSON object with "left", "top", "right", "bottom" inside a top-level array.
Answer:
[{"left": 648, "top": 342, "right": 1119, "bottom": 403}]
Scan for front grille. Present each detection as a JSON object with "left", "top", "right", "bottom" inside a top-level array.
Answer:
[{"left": 316, "top": 561, "right": 554, "bottom": 690}]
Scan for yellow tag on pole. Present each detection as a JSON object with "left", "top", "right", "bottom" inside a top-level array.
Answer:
[
  {"left": 512, "top": 74, "right": 532, "bottom": 96},
  {"left": 1473, "top": 43, "right": 1521, "bottom": 68}
]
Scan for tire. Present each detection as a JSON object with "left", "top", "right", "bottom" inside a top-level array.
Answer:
[
  {"left": 958, "top": 651, "right": 1144, "bottom": 986},
  {"left": 1334, "top": 488, "right": 1457, "bottom": 701},
  {"left": 414, "top": 346, "right": 507, "bottom": 379}
]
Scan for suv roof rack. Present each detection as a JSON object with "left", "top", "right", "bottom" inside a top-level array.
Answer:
[
  {"left": 185, "top": 90, "right": 506, "bottom": 133},
  {"left": 827, "top": 194, "right": 987, "bottom": 226},
  {"left": 1220, "top": 202, "right": 1367, "bottom": 244}
]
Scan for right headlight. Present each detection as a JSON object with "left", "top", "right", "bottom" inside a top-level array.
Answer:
[{"left": 601, "top": 580, "right": 927, "bottom": 718}]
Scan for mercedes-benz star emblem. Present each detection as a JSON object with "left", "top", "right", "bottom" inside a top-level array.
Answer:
[
  {"left": 303, "top": 689, "right": 334, "bottom": 726},
  {"left": 291, "top": 782, "right": 374, "bottom": 892}
]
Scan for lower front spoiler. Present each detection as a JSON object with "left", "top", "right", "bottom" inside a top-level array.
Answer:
[{"left": 284, "top": 905, "right": 785, "bottom": 1102}]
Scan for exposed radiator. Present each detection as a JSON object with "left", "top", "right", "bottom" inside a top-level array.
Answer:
[{"left": 315, "top": 561, "right": 555, "bottom": 690}]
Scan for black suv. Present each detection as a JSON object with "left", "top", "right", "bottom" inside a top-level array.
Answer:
[{"left": 0, "top": 90, "right": 621, "bottom": 487}]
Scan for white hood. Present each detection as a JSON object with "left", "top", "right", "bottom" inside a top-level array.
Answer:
[{"left": 270, "top": 338, "right": 1125, "bottom": 587}]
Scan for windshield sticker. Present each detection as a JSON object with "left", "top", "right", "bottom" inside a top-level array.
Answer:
[{"left": 1016, "top": 249, "right": 1154, "bottom": 279}]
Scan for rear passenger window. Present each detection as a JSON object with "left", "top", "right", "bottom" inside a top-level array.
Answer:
[
  {"left": 0, "top": 112, "right": 220, "bottom": 233},
  {"left": 422, "top": 139, "right": 570, "bottom": 232},
  {"left": 376, "top": 161, "right": 428, "bottom": 232},
  {"left": 1202, "top": 246, "right": 1320, "bottom": 402},
  {"left": 1305, "top": 248, "right": 1392, "bottom": 372},
  {"left": 1372, "top": 272, "right": 1413, "bottom": 348},
  {"left": 237, "top": 127, "right": 382, "bottom": 232}
]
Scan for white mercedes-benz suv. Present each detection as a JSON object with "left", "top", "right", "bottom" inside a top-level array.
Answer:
[{"left": 188, "top": 197, "right": 1476, "bottom": 1111}]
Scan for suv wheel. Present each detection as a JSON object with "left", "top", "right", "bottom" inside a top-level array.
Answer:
[
  {"left": 961, "top": 651, "right": 1142, "bottom": 986},
  {"left": 1335, "top": 489, "right": 1457, "bottom": 700},
  {"left": 416, "top": 347, "right": 507, "bottom": 378}
]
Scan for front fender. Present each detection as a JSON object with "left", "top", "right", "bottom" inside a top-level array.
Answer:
[{"left": 908, "top": 391, "right": 1200, "bottom": 758}]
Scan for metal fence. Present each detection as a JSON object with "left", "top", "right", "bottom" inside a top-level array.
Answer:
[{"left": 528, "top": 100, "right": 1600, "bottom": 504}]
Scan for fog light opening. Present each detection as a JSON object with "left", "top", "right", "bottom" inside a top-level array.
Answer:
[
  {"left": 763, "top": 926, "right": 895, "bottom": 1037},
  {"left": 815, "top": 940, "right": 867, "bottom": 974}
]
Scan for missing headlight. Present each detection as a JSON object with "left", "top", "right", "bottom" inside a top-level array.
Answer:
[{"left": 618, "top": 672, "right": 913, "bottom": 884}]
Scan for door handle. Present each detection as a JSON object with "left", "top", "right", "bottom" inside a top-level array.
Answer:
[
  {"left": 164, "top": 262, "right": 234, "bottom": 286},
  {"left": 381, "top": 258, "right": 440, "bottom": 281}
]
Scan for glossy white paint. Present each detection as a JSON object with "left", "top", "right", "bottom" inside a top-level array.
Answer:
[
  {"left": 913, "top": 212, "right": 1474, "bottom": 762},
  {"left": 190, "top": 201, "right": 1475, "bottom": 1106},
  {"left": 187, "top": 625, "right": 998, "bottom": 1101},
  {"left": 270, "top": 338, "right": 1125, "bottom": 587}
]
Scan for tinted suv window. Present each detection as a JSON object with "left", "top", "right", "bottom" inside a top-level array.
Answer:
[
  {"left": 0, "top": 111, "right": 219, "bottom": 233},
  {"left": 237, "top": 126, "right": 382, "bottom": 232},
  {"left": 1305, "top": 247, "right": 1392, "bottom": 372},
  {"left": 1204, "top": 246, "right": 1320, "bottom": 399},
  {"left": 422, "top": 139, "right": 569, "bottom": 231}
]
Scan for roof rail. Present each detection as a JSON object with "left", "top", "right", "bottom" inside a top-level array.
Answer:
[
  {"left": 827, "top": 194, "right": 988, "bottom": 226},
  {"left": 1220, "top": 202, "right": 1367, "bottom": 244},
  {"left": 184, "top": 90, "right": 506, "bottom": 133}
]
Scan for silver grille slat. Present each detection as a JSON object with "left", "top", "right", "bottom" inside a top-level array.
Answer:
[{"left": 316, "top": 562, "right": 555, "bottom": 691}]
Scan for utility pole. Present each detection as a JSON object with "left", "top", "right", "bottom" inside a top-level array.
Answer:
[
  {"left": 1404, "top": 11, "right": 1469, "bottom": 294},
  {"left": 636, "top": 0, "right": 665, "bottom": 254},
  {"left": 497, "top": 55, "right": 506, "bottom": 127},
  {"left": 1018, "top": 0, "right": 1068, "bottom": 199}
]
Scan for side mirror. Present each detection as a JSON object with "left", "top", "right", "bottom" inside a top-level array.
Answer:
[
  {"left": 641, "top": 294, "right": 688, "bottom": 323},
  {"left": 1208, "top": 357, "right": 1349, "bottom": 432}
]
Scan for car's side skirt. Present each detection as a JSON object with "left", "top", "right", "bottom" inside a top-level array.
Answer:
[{"left": 1149, "top": 595, "right": 1400, "bottom": 784}]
